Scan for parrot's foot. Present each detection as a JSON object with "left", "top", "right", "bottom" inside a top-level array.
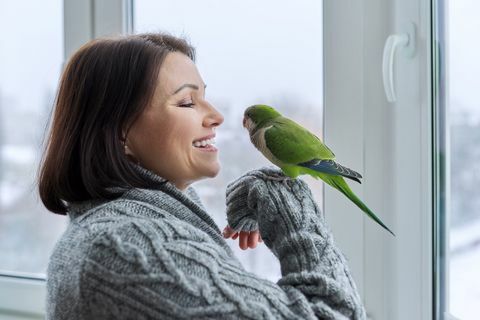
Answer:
[{"left": 281, "top": 166, "right": 300, "bottom": 179}]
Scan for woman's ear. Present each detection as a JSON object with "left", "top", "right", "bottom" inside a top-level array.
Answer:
[
  {"left": 124, "top": 143, "right": 135, "bottom": 157},
  {"left": 121, "top": 131, "right": 140, "bottom": 164}
]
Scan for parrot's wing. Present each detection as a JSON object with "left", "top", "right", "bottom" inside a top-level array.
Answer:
[
  {"left": 298, "top": 159, "right": 362, "bottom": 183},
  {"left": 264, "top": 118, "right": 335, "bottom": 164}
]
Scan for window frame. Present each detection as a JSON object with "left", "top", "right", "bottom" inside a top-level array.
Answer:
[
  {"left": 0, "top": 273, "right": 45, "bottom": 319},
  {"left": 324, "top": 0, "right": 434, "bottom": 319}
]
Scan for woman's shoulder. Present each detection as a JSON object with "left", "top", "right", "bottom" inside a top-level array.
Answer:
[
  {"left": 50, "top": 197, "right": 215, "bottom": 277},
  {"left": 66, "top": 190, "right": 171, "bottom": 229},
  {"left": 49, "top": 195, "right": 204, "bottom": 276},
  {"left": 46, "top": 196, "right": 211, "bottom": 317},
  {"left": 65, "top": 201, "right": 167, "bottom": 243},
  {"left": 65, "top": 190, "right": 211, "bottom": 248},
  {"left": 68, "top": 185, "right": 203, "bottom": 224},
  {"left": 51, "top": 186, "right": 218, "bottom": 271}
]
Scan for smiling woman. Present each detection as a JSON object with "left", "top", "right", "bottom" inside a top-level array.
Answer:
[
  {"left": 39, "top": 33, "right": 366, "bottom": 319},
  {"left": 124, "top": 52, "right": 224, "bottom": 190}
]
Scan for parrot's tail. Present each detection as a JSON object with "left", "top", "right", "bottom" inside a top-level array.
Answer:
[
  {"left": 320, "top": 174, "right": 396, "bottom": 236},
  {"left": 299, "top": 159, "right": 362, "bottom": 184}
]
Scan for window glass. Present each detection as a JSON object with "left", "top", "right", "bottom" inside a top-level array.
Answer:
[
  {"left": 0, "top": 0, "right": 66, "bottom": 276},
  {"left": 447, "top": 0, "right": 480, "bottom": 318},
  {"left": 135, "top": 0, "right": 324, "bottom": 281}
]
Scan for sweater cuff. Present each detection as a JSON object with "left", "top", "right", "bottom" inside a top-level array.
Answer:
[{"left": 272, "top": 230, "right": 327, "bottom": 275}]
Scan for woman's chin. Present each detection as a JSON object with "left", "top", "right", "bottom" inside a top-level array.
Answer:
[
  {"left": 202, "top": 161, "right": 221, "bottom": 178},
  {"left": 207, "top": 162, "right": 220, "bottom": 178}
]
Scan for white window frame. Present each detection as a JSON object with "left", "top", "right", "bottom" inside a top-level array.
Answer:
[
  {"left": 0, "top": 273, "right": 45, "bottom": 320},
  {"left": 324, "top": 0, "right": 434, "bottom": 319},
  {"left": 0, "top": 1, "right": 131, "bottom": 318}
]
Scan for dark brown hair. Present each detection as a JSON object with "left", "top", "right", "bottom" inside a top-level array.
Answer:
[{"left": 38, "top": 33, "right": 196, "bottom": 215}]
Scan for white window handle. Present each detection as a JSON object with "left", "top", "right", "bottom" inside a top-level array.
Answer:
[{"left": 382, "top": 22, "right": 416, "bottom": 103}]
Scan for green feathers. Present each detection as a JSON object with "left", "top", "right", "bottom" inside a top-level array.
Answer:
[{"left": 244, "top": 104, "right": 395, "bottom": 236}]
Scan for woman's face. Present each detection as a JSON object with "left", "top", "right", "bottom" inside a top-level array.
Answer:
[{"left": 126, "top": 52, "right": 224, "bottom": 190}]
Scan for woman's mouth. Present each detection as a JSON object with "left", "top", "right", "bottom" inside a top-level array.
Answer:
[{"left": 192, "top": 137, "right": 218, "bottom": 152}]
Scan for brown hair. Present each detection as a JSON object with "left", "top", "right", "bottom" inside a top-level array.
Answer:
[{"left": 38, "top": 33, "right": 196, "bottom": 215}]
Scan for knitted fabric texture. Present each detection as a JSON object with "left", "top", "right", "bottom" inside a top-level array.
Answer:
[{"left": 46, "top": 164, "right": 366, "bottom": 320}]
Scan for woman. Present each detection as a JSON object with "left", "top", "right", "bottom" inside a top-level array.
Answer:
[{"left": 39, "top": 33, "right": 366, "bottom": 319}]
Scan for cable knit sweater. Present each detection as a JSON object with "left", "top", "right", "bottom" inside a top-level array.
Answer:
[{"left": 46, "top": 165, "right": 366, "bottom": 319}]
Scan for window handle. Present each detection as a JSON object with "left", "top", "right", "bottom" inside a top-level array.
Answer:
[{"left": 382, "top": 22, "right": 416, "bottom": 103}]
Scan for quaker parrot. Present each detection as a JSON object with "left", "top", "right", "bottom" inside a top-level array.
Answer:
[{"left": 243, "top": 104, "right": 395, "bottom": 236}]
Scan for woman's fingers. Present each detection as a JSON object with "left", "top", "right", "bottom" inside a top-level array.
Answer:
[
  {"left": 223, "top": 226, "right": 241, "bottom": 241},
  {"left": 248, "top": 230, "right": 259, "bottom": 249},
  {"left": 222, "top": 225, "right": 235, "bottom": 238},
  {"left": 222, "top": 226, "right": 233, "bottom": 238},
  {"left": 239, "top": 231, "right": 250, "bottom": 250},
  {"left": 240, "top": 231, "right": 262, "bottom": 250},
  {"left": 223, "top": 226, "right": 262, "bottom": 249}
]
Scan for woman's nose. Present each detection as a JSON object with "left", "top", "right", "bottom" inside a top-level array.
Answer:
[{"left": 204, "top": 105, "right": 224, "bottom": 128}]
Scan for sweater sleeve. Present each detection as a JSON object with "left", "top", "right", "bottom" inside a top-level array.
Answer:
[
  {"left": 225, "top": 167, "right": 367, "bottom": 319},
  {"left": 78, "top": 191, "right": 365, "bottom": 320}
]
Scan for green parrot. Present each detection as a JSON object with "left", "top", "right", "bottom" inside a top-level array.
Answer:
[{"left": 243, "top": 104, "right": 395, "bottom": 236}]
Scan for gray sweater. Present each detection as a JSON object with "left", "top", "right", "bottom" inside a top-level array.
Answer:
[{"left": 46, "top": 165, "right": 366, "bottom": 320}]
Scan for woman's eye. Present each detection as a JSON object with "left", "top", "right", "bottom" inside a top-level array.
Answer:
[{"left": 178, "top": 103, "right": 195, "bottom": 108}]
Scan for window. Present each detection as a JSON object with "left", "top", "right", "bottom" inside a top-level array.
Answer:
[
  {"left": 2, "top": 1, "right": 457, "bottom": 319},
  {"left": 134, "top": 0, "right": 324, "bottom": 281},
  {"left": 0, "top": 0, "right": 66, "bottom": 277}
]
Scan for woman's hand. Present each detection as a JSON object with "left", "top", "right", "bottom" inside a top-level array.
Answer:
[
  {"left": 225, "top": 167, "right": 295, "bottom": 247},
  {"left": 226, "top": 166, "right": 325, "bottom": 251},
  {"left": 222, "top": 225, "right": 262, "bottom": 250}
]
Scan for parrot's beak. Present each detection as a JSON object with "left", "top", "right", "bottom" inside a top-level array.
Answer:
[{"left": 242, "top": 117, "right": 247, "bottom": 128}]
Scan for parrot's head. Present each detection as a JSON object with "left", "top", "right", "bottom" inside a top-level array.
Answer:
[{"left": 243, "top": 104, "right": 281, "bottom": 131}]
